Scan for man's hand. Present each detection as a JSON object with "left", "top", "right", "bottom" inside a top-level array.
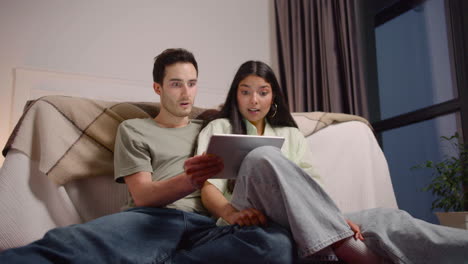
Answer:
[
  {"left": 225, "top": 208, "right": 267, "bottom": 226},
  {"left": 346, "top": 219, "right": 364, "bottom": 241},
  {"left": 184, "top": 154, "right": 224, "bottom": 189}
]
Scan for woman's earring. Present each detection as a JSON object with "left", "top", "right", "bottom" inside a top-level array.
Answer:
[{"left": 270, "top": 103, "right": 278, "bottom": 118}]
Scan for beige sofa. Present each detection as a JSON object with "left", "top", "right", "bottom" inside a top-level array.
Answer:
[{"left": 0, "top": 96, "right": 398, "bottom": 251}]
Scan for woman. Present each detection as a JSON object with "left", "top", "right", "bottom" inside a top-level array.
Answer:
[{"left": 194, "top": 61, "right": 468, "bottom": 263}]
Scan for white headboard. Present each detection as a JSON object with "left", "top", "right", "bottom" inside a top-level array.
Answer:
[{"left": 11, "top": 67, "right": 226, "bottom": 129}]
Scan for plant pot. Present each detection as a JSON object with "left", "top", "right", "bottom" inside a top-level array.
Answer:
[{"left": 435, "top": 211, "right": 468, "bottom": 230}]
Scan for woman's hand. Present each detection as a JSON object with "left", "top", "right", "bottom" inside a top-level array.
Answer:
[
  {"left": 184, "top": 154, "right": 223, "bottom": 189},
  {"left": 346, "top": 219, "right": 364, "bottom": 241},
  {"left": 225, "top": 208, "right": 267, "bottom": 226}
]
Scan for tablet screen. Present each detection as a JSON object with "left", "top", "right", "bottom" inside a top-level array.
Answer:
[{"left": 206, "top": 134, "right": 285, "bottom": 179}]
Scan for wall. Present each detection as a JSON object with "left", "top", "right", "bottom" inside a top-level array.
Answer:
[{"left": 0, "top": 0, "right": 278, "bottom": 165}]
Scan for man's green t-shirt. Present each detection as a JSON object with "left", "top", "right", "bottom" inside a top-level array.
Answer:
[{"left": 114, "top": 118, "right": 208, "bottom": 215}]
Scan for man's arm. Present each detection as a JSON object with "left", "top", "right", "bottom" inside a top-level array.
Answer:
[
  {"left": 125, "top": 172, "right": 196, "bottom": 207},
  {"left": 124, "top": 154, "right": 223, "bottom": 207}
]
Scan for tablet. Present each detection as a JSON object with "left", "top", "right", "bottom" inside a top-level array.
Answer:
[{"left": 206, "top": 134, "right": 285, "bottom": 179}]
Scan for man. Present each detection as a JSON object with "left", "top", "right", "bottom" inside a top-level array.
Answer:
[{"left": 0, "top": 48, "right": 294, "bottom": 264}]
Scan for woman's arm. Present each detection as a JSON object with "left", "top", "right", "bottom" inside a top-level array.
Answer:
[{"left": 201, "top": 181, "right": 267, "bottom": 226}]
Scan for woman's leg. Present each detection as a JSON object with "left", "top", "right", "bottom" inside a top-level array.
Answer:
[
  {"left": 346, "top": 208, "right": 468, "bottom": 264},
  {"left": 230, "top": 146, "right": 354, "bottom": 259}
]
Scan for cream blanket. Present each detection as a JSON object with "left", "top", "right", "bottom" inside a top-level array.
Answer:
[
  {"left": 3, "top": 95, "right": 369, "bottom": 185},
  {"left": 292, "top": 112, "right": 370, "bottom": 137}
]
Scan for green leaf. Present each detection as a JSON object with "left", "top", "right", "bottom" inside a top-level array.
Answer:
[{"left": 413, "top": 132, "right": 468, "bottom": 212}]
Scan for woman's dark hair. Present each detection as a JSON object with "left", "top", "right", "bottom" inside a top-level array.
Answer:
[
  {"left": 206, "top": 60, "right": 298, "bottom": 193},
  {"left": 153, "top": 48, "right": 198, "bottom": 84},
  {"left": 206, "top": 60, "right": 297, "bottom": 134}
]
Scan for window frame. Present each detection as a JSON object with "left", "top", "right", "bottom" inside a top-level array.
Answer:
[
  {"left": 372, "top": 0, "right": 468, "bottom": 144},
  {"left": 372, "top": 0, "right": 468, "bottom": 210}
]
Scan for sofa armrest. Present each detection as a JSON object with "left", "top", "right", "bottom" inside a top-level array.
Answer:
[
  {"left": 0, "top": 150, "right": 82, "bottom": 251},
  {"left": 306, "top": 121, "right": 398, "bottom": 213}
]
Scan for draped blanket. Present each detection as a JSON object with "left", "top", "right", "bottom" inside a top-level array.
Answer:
[
  {"left": 3, "top": 95, "right": 370, "bottom": 185},
  {"left": 292, "top": 112, "right": 370, "bottom": 137}
]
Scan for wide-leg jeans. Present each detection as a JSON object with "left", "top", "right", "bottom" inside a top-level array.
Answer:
[
  {"left": 231, "top": 146, "right": 468, "bottom": 264},
  {"left": 231, "top": 146, "right": 353, "bottom": 260}
]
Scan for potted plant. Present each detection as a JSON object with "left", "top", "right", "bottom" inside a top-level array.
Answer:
[{"left": 413, "top": 132, "right": 468, "bottom": 229}]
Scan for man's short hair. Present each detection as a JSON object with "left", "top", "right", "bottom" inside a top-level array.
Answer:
[{"left": 153, "top": 48, "right": 198, "bottom": 84}]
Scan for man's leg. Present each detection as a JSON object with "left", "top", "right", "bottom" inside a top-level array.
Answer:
[
  {"left": 172, "top": 211, "right": 295, "bottom": 264},
  {"left": 346, "top": 208, "right": 468, "bottom": 264},
  {"left": 0, "top": 207, "right": 187, "bottom": 264}
]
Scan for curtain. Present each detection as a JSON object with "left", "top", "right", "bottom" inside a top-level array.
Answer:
[{"left": 275, "top": 0, "right": 369, "bottom": 118}]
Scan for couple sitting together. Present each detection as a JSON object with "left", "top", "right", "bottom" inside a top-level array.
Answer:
[{"left": 1, "top": 48, "right": 467, "bottom": 264}]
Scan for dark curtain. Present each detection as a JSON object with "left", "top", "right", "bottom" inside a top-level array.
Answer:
[{"left": 275, "top": 0, "right": 369, "bottom": 119}]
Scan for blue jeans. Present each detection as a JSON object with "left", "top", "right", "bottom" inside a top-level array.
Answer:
[{"left": 0, "top": 207, "right": 294, "bottom": 264}]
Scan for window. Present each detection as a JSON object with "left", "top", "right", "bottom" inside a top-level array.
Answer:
[{"left": 373, "top": 0, "right": 468, "bottom": 223}]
